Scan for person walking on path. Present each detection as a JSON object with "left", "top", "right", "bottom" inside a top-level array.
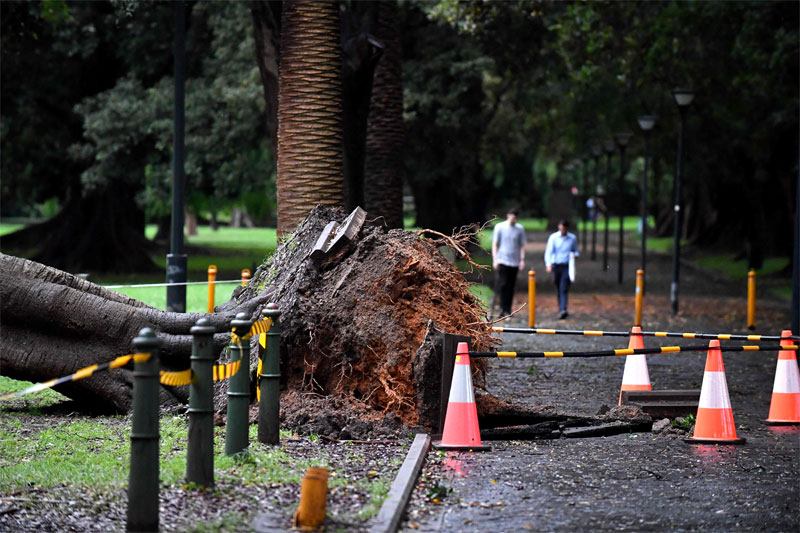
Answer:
[
  {"left": 492, "top": 209, "right": 526, "bottom": 317},
  {"left": 545, "top": 219, "right": 579, "bottom": 319}
]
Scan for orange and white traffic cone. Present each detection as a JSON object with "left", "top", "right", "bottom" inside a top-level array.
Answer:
[
  {"left": 766, "top": 330, "right": 800, "bottom": 425},
  {"left": 686, "top": 340, "right": 745, "bottom": 444},
  {"left": 619, "top": 326, "right": 651, "bottom": 405},
  {"left": 434, "top": 342, "right": 490, "bottom": 451}
]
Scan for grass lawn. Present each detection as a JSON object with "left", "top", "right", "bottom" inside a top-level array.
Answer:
[{"left": 695, "top": 255, "right": 790, "bottom": 280}]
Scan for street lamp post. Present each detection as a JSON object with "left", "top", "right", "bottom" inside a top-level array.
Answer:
[
  {"left": 591, "top": 145, "right": 602, "bottom": 261},
  {"left": 637, "top": 115, "right": 656, "bottom": 293},
  {"left": 670, "top": 88, "right": 695, "bottom": 315},
  {"left": 603, "top": 140, "right": 616, "bottom": 271},
  {"left": 166, "top": 0, "right": 187, "bottom": 313},
  {"left": 614, "top": 132, "right": 633, "bottom": 285}
]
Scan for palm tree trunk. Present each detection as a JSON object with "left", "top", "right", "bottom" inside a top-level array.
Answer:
[
  {"left": 364, "top": 0, "right": 404, "bottom": 229},
  {"left": 276, "top": 0, "right": 343, "bottom": 236}
]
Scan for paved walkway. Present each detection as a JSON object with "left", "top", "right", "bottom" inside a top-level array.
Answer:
[{"left": 401, "top": 229, "right": 798, "bottom": 532}]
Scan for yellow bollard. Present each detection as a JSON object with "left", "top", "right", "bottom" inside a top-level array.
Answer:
[
  {"left": 528, "top": 270, "right": 536, "bottom": 328},
  {"left": 747, "top": 269, "right": 756, "bottom": 330},
  {"left": 634, "top": 269, "right": 644, "bottom": 327},
  {"left": 241, "top": 269, "right": 251, "bottom": 287},
  {"left": 293, "top": 467, "right": 329, "bottom": 531},
  {"left": 207, "top": 265, "right": 217, "bottom": 314}
]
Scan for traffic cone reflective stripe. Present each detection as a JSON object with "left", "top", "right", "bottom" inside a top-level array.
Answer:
[
  {"left": 435, "top": 342, "right": 490, "bottom": 451},
  {"left": 619, "top": 326, "right": 651, "bottom": 405},
  {"left": 686, "top": 340, "right": 745, "bottom": 444},
  {"left": 766, "top": 330, "right": 800, "bottom": 425}
]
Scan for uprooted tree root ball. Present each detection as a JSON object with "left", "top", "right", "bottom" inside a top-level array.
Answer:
[{"left": 219, "top": 205, "right": 497, "bottom": 436}]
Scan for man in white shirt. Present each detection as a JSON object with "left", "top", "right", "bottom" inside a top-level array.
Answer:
[
  {"left": 492, "top": 209, "right": 526, "bottom": 317},
  {"left": 545, "top": 219, "right": 579, "bottom": 319}
]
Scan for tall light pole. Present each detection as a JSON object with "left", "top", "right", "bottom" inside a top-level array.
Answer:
[
  {"left": 670, "top": 88, "right": 695, "bottom": 315},
  {"left": 637, "top": 115, "right": 656, "bottom": 293},
  {"left": 591, "top": 145, "right": 602, "bottom": 261},
  {"left": 614, "top": 132, "right": 633, "bottom": 284},
  {"left": 603, "top": 140, "right": 616, "bottom": 271},
  {"left": 167, "top": 0, "right": 187, "bottom": 313}
]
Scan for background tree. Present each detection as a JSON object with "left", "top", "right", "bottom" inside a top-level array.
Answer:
[
  {"left": 364, "top": 0, "right": 404, "bottom": 229},
  {"left": 275, "top": 0, "right": 343, "bottom": 236}
]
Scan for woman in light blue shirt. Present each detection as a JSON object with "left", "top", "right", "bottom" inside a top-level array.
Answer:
[{"left": 544, "top": 219, "right": 579, "bottom": 319}]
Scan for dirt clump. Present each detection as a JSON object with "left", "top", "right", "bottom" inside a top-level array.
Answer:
[{"left": 219, "top": 205, "right": 496, "bottom": 437}]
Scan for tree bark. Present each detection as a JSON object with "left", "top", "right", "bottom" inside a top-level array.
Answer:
[
  {"left": 364, "top": 0, "right": 404, "bottom": 229},
  {"left": 276, "top": 0, "right": 344, "bottom": 236},
  {"left": 0, "top": 253, "right": 274, "bottom": 413},
  {"left": 1, "top": 183, "right": 158, "bottom": 274}
]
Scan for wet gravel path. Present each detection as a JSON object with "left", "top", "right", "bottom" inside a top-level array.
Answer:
[{"left": 403, "top": 231, "right": 799, "bottom": 532}]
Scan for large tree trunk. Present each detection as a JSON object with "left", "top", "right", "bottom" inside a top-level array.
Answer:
[
  {"left": 1, "top": 183, "right": 158, "bottom": 274},
  {"left": 276, "top": 0, "right": 344, "bottom": 236},
  {"left": 364, "top": 0, "right": 404, "bottom": 229},
  {"left": 0, "top": 253, "right": 274, "bottom": 413}
]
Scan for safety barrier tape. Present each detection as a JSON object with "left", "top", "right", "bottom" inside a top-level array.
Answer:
[
  {"left": 470, "top": 344, "right": 798, "bottom": 359},
  {"left": 492, "top": 326, "right": 800, "bottom": 342},
  {"left": 1, "top": 351, "right": 247, "bottom": 400},
  {"left": 0, "top": 353, "right": 150, "bottom": 401}
]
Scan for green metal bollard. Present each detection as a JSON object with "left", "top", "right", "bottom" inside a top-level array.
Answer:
[
  {"left": 186, "top": 317, "right": 216, "bottom": 487},
  {"left": 226, "top": 312, "right": 253, "bottom": 455},
  {"left": 127, "top": 328, "right": 161, "bottom": 532},
  {"left": 259, "top": 303, "right": 282, "bottom": 444}
]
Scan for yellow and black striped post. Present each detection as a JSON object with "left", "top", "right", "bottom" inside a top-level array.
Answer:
[
  {"left": 259, "top": 303, "right": 281, "bottom": 445},
  {"left": 226, "top": 312, "right": 253, "bottom": 455},
  {"left": 528, "top": 270, "right": 536, "bottom": 328},
  {"left": 186, "top": 317, "right": 216, "bottom": 487},
  {"left": 127, "top": 328, "right": 161, "bottom": 533},
  {"left": 747, "top": 269, "right": 756, "bottom": 330},
  {"left": 634, "top": 269, "right": 644, "bottom": 327}
]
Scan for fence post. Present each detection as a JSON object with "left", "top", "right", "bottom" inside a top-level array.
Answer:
[
  {"left": 226, "top": 312, "right": 253, "bottom": 455},
  {"left": 259, "top": 303, "right": 281, "bottom": 444},
  {"left": 634, "top": 269, "right": 644, "bottom": 327},
  {"left": 747, "top": 269, "right": 756, "bottom": 330},
  {"left": 186, "top": 317, "right": 216, "bottom": 487},
  {"left": 127, "top": 328, "right": 161, "bottom": 532},
  {"left": 207, "top": 265, "right": 218, "bottom": 313},
  {"left": 241, "top": 269, "right": 252, "bottom": 286},
  {"left": 528, "top": 270, "right": 536, "bottom": 328}
]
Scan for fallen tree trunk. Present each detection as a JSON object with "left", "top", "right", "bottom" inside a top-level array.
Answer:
[
  {"left": 1, "top": 206, "right": 494, "bottom": 429},
  {"left": 0, "top": 253, "right": 274, "bottom": 412}
]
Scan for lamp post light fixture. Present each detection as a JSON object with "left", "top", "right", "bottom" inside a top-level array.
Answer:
[
  {"left": 670, "top": 88, "right": 695, "bottom": 315},
  {"left": 614, "top": 132, "right": 633, "bottom": 285},
  {"left": 602, "top": 139, "right": 616, "bottom": 271},
  {"left": 591, "top": 145, "right": 603, "bottom": 261},
  {"left": 637, "top": 115, "right": 656, "bottom": 293}
]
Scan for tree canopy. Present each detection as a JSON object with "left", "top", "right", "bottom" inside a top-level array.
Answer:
[{"left": 1, "top": 0, "right": 797, "bottom": 270}]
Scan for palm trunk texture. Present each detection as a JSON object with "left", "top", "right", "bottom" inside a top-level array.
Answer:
[{"left": 276, "top": 0, "right": 343, "bottom": 236}]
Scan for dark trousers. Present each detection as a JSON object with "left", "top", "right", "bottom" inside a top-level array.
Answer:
[
  {"left": 552, "top": 263, "right": 571, "bottom": 312},
  {"left": 495, "top": 264, "right": 519, "bottom": 315}
]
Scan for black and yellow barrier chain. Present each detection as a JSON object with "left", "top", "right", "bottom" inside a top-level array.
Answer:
[
  {"left": 1, "top": 351, "right": 247, "bottom": 400},
  {"left": 492, "top": 326, "right": 800, "bottom": 342},
  {"left": 159, "top": 360, "right": 243, "bottom": 386},
  {"left": 231, "top": 317, "right": 272, "bottom": 344},
  {"left": 471, "top": 344, "right": 799, "bottom": 359},
  {"left": 0, "top": 353, "right": 150, "bottom": 401}
]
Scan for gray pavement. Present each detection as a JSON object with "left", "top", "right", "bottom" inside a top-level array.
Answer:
[{"left": 401, "top": 230, "right": 798, "bottom": 532}]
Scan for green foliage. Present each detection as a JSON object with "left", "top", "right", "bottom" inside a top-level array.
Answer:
[{"left": 71, "top": 1, "right": 275, "bottom": 221}]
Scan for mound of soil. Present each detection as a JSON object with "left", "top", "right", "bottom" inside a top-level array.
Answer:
[{"left": 219, "top": 206, "right": 496, "bottom": 436}]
